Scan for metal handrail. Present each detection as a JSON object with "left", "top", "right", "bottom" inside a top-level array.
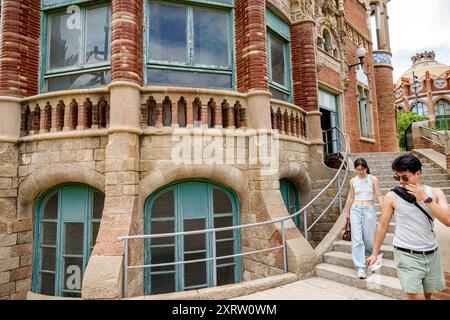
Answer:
[{"left": 118, "top": 126, "right": 350, "bottom": 297}]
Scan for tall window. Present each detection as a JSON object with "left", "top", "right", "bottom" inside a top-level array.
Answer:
[
  {"left": 147, "top": 1, "right": 233, "bottom": 89},
  {"left": 267, "top": 10, "right": 292, "bottom": 102},
  {"left": 357, "top": 86, "right": 373, "bottom": 139},
  {"left": 370, "top": 5, "right": 380, "bottom": 51},
  {"left": 145, "top": 181, "right": 241, "bottom": 295},
  {"left": 32, "top": 184, "right": 104, "bottom": 297},
  {"left": 42, "top": 4, "right": 111, "bottom": 92},
  {"left": 412, "top": 102, "right": 428, "bottom": 117}
]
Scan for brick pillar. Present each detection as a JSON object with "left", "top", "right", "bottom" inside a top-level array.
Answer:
[
  {"left": 110, "top": 0, "right": 144, "bottom": 85},
  {"left": 234, "top": 0, "right": 271, "bottom": 130},
  {"left": 0, "top": 0, "right": 40, "bottom": 300},
  {"left": 82, "top": 0, "right": 144, "bottom": 300},
  {"left": 290, "top": 21, "right": 319, "bottom": 112},
  {"left": 374, "top": 54, "right": 399, "bottom": 152}
]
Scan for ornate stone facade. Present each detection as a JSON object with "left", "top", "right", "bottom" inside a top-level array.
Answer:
[{"left": 0, "top": 0, "right": 395, "bottom": 300}]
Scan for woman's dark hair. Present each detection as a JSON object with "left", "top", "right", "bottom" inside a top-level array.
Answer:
[
  {"left": 354, "top": 158, "right": 370, "bottom": 174},
  {"left": 391, "top": 153, "right": 422, "bottom": 173}
]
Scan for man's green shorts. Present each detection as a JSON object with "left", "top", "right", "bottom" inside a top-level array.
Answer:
[{"left": 394, "top": 248, "right": 446, "bottom": 294}]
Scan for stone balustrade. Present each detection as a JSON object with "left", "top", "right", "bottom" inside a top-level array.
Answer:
[
  {"left": 270, "top": 100, "right": 307, "bottom": 138},
  {"left": 20, "top": 90, "right": 110, "bottom": 137},
  {"left": 140, "top": 87, "right": 248, "bottom": 130}
]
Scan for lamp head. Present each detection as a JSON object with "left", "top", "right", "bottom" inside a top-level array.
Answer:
[{"left": 356, "top": 45, "right": 367, "bottom": 59}]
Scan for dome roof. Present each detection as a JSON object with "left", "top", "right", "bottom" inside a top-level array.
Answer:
[{"left": 395, "top": 51, "right": 449, "bottom": 87}]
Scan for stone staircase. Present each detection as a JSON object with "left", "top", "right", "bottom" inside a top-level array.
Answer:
[{"left": 315, "top": 151, "right": 450, "bottom": 299}]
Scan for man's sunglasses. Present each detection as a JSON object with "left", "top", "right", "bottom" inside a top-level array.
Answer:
[{"left": 393, "top": 175, "right": 410, "bottom": 182}]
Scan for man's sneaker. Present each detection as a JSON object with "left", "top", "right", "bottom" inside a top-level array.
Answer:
[{"left": 357, "top": 268, "right": 367, "bottom": 279}]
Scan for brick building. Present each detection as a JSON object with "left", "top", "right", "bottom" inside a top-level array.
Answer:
[
  {"left": 0, "top": 0, "right": 397, "bottom": 299},
  {"left": 394, "top": 51, "right": 450, "bottom": 125}
]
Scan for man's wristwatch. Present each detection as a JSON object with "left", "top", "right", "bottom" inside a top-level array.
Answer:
[{"left": 424, "top": 197, "right": 433, "bottom": 204}]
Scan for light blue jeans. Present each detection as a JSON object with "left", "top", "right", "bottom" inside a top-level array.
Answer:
[{"left": 350, "top": 204, "right": 377, "bottom": 269}]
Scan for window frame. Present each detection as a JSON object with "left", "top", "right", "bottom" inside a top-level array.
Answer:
[
  {"left": 40, "top": 1, "right": 112, "bottom": 93},
  {"left": 144, "top": 0, "right": 235, "bottom": 89},
  {"left": 412, "top": 102, "right": 429, "bottom": 117},
  {"left": 32, "top": 183, "right": 104, "bottom": 297},
  {"left": 144, "top": 179, "right": 242, "bottom": 295}
]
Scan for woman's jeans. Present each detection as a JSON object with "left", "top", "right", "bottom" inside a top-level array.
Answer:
[{"left": 350, "top": 204, "right": 377, "bottom": 270}]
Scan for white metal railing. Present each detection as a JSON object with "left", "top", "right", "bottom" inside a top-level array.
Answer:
[{"left": 118, "top": 127, "right": 350, "bottom": 297}]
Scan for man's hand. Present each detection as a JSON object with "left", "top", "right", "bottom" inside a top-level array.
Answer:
[
  {"left": 366, "top": 254, "right": 377, "bottom": 267},
  {"left": 405, "top": 183, "right": 428, "bottom": 202}
]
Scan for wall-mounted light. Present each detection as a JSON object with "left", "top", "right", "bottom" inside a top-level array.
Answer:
[{"left": 348, "top": 45, "right": 367, "bottom": 70}]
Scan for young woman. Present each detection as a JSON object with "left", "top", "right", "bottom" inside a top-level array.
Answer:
[{"left": 346, "top": 158, "right": 383, "bottom": 279}]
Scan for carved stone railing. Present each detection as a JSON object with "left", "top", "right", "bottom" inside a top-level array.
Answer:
[
  {"left": 20, "top": 89, "right": 110, "bottom": 137},
  {"left": 140, "top": 87, "right": 247, "bottom": 130},
  {"left": 270, "top": 99, "right": 307, "bottom": 139}
]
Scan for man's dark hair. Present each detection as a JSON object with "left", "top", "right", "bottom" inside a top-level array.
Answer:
[{"left": 391, "top": 153, "right": 422, "bottom": 173}]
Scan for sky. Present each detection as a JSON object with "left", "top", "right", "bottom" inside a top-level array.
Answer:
[{"left": 387, "top": 0, "right": 450, "bottom": 82}]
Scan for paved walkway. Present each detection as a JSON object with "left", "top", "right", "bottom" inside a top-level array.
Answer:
[{"left": 231, "top": 277, "right": 395, "bottom": 300}]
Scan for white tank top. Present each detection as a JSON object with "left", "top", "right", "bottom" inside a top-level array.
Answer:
[
  {"left": 392, "top": 185, "right": 437, "bottom": 251},
  {"left": 353, "top": 175, "right": 374, "bottom": 201}
]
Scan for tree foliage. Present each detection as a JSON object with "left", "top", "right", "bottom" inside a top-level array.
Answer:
[{"left": 397, "top": 111, "right": 428, "bottom": 151}]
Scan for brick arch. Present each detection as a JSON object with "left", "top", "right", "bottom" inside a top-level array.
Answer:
[
  {"left": 433, "top": 95, "right": 450, "bottom": 105},
  {"left": 18, "top": 164, "right": 105, "bottom": 219},
  {"left": 139, "top": 164, "right": 250, "bottom": 220}
]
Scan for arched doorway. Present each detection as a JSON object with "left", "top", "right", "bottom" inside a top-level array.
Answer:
[
  {"left": 32, "top": 183, "right": 105, "bottom": 297},
  {"left": 144, "top": 180, "right": 241, "bottom": 295}
]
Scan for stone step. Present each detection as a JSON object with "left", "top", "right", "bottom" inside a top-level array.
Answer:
[
  {"left": 324, "top": 251, "right": 398, "bottom": 277},
  {"left": 371, "top": 168, "right": 443, "bottom": 175},
  {"left": 333, "top": 240, "right": 395, "bottom": 259},
  {"left": 379, "top": 179, "right": 450, "bottom": 188},
  {"left": 315, "top": 263, "right": 404, "bottom": 299},
  {"left": 370, "top": 162, "right": 435, "bottom": 170},
  {"left": 351, "top": 152, "right": 407, "bottom": 158},
  {"left": 376, "top": 173, "right": 448, "bottom": 180}
]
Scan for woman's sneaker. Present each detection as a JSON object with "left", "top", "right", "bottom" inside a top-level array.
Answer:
[{"left": 357, "top": 268, "right": 367, "bottom": 279}]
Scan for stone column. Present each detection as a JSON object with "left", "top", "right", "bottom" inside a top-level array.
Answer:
[
  {"left": 82, "top": 0, "right": 144, "bottom": 300},
  {"left": 0, "top": 0, "right": 40, "bottom": 300}
]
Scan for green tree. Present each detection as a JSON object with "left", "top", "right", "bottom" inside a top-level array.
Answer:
[{"left": 397, "top": 111, "right": 428, "bottom": 151}]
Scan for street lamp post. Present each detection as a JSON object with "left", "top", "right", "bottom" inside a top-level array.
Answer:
[{"left": 348, "top": 45, "right": 367, "bottom": 70}]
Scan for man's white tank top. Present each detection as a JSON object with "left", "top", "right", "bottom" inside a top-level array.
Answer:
[
  {"left": 392, "top": 185, "right": 437, "bottom": 251},
  {"left": 353, "top": 175, "right": 374, "bottom": 201}
]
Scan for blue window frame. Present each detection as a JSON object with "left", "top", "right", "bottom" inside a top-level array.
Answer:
[
  {"left": 40, "top": 2, "right": 112, "bottom": 92},
  {"left": 266, "top": 10, "right": 292, "bottom": 102},
  {"left": 146, "top": 0, "right": 235, "bottom": 89},
  {"left": 32, "top": 184, "right": 104, "bottom": 297},
  {"left": 280, "top": 179, "right": 301, "bottom": 229},
  {"left": 144, "top": 180, "right": 241, "bottom": 294}
]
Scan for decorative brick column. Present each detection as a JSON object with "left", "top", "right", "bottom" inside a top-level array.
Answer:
[
  {"left": 82, "top": 0, "right": 144, "bottom": 300},
  {"left": 290, "top": 21, "right": 319, "bottom": 112},
  {"left": 0, "top": 0, "right": 40, "bottom": 300},
  {"left": 373, "top": 51, "right": 399, "bottom": 151}
]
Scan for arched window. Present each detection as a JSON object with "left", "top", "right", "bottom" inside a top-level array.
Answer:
[
  {"left": 323, "top": 29, "right": 332, "bottom": 53},
  {"left": 144, "top": 181, "right": 241, "bottom": 295},
  {"left": 411, "top": 102, "right": 428, "bottom": 117},
  {"left": 435, "top": 99, "right": 450, "bottom": 117},
  {"left": 280, "top": 179, "right": 301, "bottom": 229},
  {"left": 32, "top": 184, "right": 104, "bottom": 297}
]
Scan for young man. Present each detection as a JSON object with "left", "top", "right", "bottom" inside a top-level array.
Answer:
[{"left": 367, "top": 154, "right": 450, "bottom": 300}]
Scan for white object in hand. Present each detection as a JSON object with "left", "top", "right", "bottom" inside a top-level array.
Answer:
[{"left": 370, "top": 253, "right": 383, "bottom": 273}]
